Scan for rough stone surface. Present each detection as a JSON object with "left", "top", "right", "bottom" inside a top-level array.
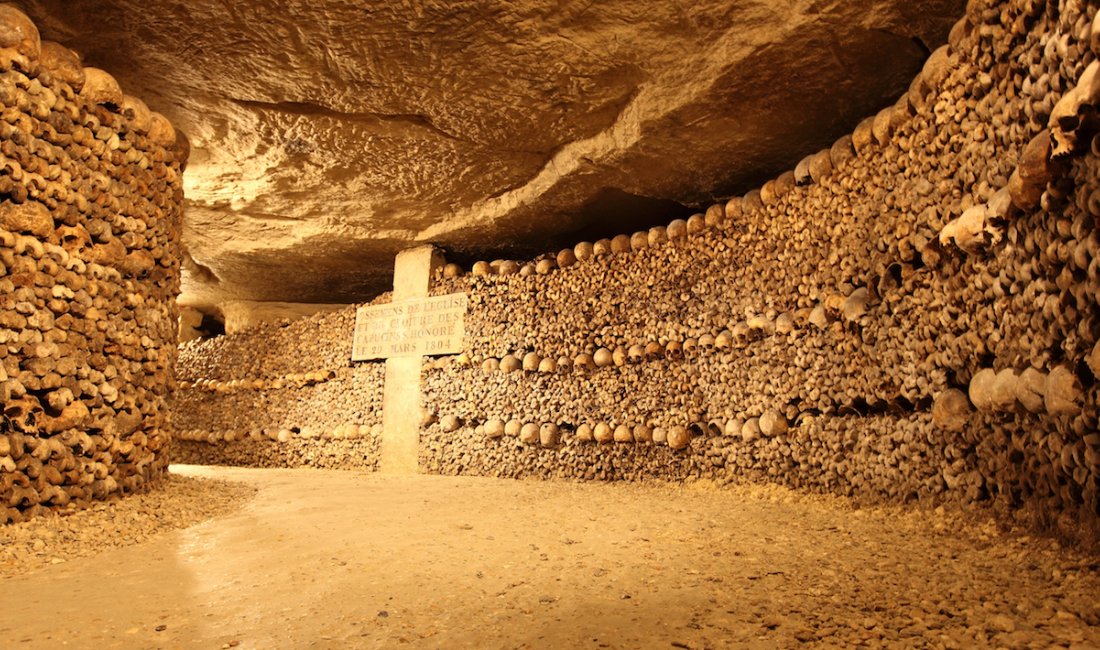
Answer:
[{"left": 22, "top": 0, "right": 962, "bottom": 308}]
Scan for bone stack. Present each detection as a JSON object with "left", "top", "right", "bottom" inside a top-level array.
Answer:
[
  {"left": 0, "top": 6, "right": 187, "bottom": 523},
  {"left": 171, "top": 304, "right": 385, "bottom": 470}
]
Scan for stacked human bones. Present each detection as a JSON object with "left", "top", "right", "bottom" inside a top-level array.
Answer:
[
  {"left": 0, "top": 6, "right": 187, "bottom": 523},
  {"left": 177, "top": 0, "right": 1100, "bottom": 520},
  {"left": 172, "top": 307, "right": 383, "bottom": 470}
]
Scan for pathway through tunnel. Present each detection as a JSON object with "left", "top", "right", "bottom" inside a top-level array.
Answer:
[{"left": 2, "top": 466, "right": 1099, "bottom": 649}]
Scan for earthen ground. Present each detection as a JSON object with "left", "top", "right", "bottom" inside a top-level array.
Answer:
[{"left": 2, "top": 466, "right": 1099, "bottom": 649}]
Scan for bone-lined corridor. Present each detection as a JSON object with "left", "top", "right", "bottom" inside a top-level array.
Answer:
[{"left": 2, "top": 0, "right": 1100, "bottom": 647}]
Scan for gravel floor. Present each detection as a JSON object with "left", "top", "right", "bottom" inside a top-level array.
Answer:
[
  {"left": 0, "top": 467, "right": 1098, "bottom": 649},
  {"left": 0, "top": 473, "right": 256, "bottom": 579}
]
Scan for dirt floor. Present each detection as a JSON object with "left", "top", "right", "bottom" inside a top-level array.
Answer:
[{"left": 2, "top": 467, "right": 1099, "bottom": 649}]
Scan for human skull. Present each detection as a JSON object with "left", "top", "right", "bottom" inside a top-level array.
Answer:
[
  {"left": 704, "top": 204, "right": 724, "bottom": 228},
  {"left": 666, "top": 220, "right": 688, "bottom": 240},
  {"left": 644, "top": 341, "right": 663, "bottom": 361},
  {"left": 539, "top": 423, "right": 560, "bottom": 447},
  {"left": 573, "top": 353, "right": 596, "bottom": 373},
  {"left": 665, "top": 340, "right": 683, "bottom": 360},
  {"left": 808, "top": 149, "right": 834, "bottom": 184},
  {"left": 148, "top": 112, "right": 178, "bottom": 148},
  {"left": 556, "top": 248, "right": 577, "bottom": 269},
  {"left": 519, "top": 423, "right": 540, "bottom": 445},
  {"left": 939, "top": 204, "right": 1000, "bottom": 253},
  {"left": 714, "top": 330, "right": 732, "bottom": 350},
  {"left": 774, "top": 312, "right": 795, "bottom": 335},
  {"left": 730, "top": 322, "right": 750, "bottom": 347},
  {"left": 931, "top": 389, "right": 970, "bottom": 432},
  {"left": 1049, "top": 60, "right": 1100, "bottom": 159},
  {"left": 759, "top": 179, "right": 778, "bottom": 206},
  {"left": 759, "top": 410, "right": 788, "bottom": 437},
  {"left": 0, "top": 5, "right": 39, "bottom": 73},
  {"left": 56, "top": 224, "right": 91, "bottom": 253},
  {"left": 484, "top": 419, "right": 505, "bottom": 439},
  {"left": 724, "top": 197, "right": 743, "bottom": 220},
  {"left": 39, "top": 41, "right": 83, "bottom": 91},
  {"left": 3, "top": 394, "right": 40, "bottom": 431},
  {"left": 686, "top": 213, "right": 706, "bottom": 234},
  {"left": 81, "top": 67, "right": 123, "bottom": 109},
  {"left": 698, "top": 333, "right": 715, "bottom": 350},
  {"left": 121, "top": 95, "right": 152, "bottom": 134},
  {"left": 627, "top": 344, "right": 645, "bottom": 364},
  {"left": 989, "top": 368, "right": 1019, "bottom": 412},
  {"left": 1014, "top": 367, "right": 1046, "bottom": 414},
  {"left": 593, "top": 347, "right": 613, "bottom": 368},
  {"left": 746, "top": 313, "right": 774, "bottom": 336},
  {"left": 500, "top": 354, "right": 521, "bottom": 373},
  {"left": 1044, "top": 365, "right": 1082, "bottom": 415},
  {"left": 740, "top": 418, "right": 760, "bottom": 443},
  {"left": 968, "top": 368, "right": 997, "bottom": 411},
  {"left": 794, "top": 154, "right": 814, "bottom": 186}
]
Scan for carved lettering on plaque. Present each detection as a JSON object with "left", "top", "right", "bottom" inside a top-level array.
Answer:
[{"left": 352, "top": 293, "right": 467, "bottom": 361}]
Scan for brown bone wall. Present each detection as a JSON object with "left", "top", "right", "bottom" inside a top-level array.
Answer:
[
  {"left": 171, "top": 307, "right": 384, "bottom": 470},
  {"left": 175, "top": 0, "right": 1100, "bottom": 522},
  {"left": 0, "top": 8, "right": 186, "bottom": 523}
]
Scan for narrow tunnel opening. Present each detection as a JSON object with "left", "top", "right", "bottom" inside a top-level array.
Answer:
[{"left": 561, "top": 187, "right": 700, "bottom": 245}]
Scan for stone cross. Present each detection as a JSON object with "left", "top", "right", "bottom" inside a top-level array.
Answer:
[{"left": 354, "top": 245, "right": 467, "bottom": 474}]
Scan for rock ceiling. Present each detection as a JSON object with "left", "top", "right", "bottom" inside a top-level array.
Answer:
[{"left": 23, "top": 0, "right": 964, "bottom": 310}]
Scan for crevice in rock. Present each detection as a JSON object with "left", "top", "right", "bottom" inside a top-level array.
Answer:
[
  {"left": 910, "top": 35, "right": 932, "bottom": 57},
  {"left": 565, "top": 187, "right": 697, "bottom": 244}
]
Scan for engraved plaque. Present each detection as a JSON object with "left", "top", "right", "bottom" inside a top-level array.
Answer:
[{"left": 352, "top": 293, "right": 467, "bottom": 361}]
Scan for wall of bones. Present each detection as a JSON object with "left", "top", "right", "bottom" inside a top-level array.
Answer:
[
  {"left": 172, "top": 307, "right": 384, "bottom": 470},
  {"left": 176, "top": 0, "right": 1100, "bottom": 522},
  {"left": 0, "top": 7, "right": 187, "bottom": 523}
]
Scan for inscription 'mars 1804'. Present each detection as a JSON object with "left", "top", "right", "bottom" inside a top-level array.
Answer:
[{"left": 352, "top": 293, "right": 468, "bottom": 361}]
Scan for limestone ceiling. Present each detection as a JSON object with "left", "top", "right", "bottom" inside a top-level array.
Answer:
[{"left": 22, "top": 0, "right": 965, "bottom": 309}]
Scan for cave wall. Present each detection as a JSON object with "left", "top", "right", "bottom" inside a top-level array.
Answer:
[
  {"left": 173, "top": 0, "right": 1100, "bottom": 521},
  {"left": 0, "top": 8, "right": 187, "bottom": 523}
]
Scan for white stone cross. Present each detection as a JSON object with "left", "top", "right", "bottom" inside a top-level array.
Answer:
[{"left": 351, "top": 245, "right": 466, "bottom": 473}]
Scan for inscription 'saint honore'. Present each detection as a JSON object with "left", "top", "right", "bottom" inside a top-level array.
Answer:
[{"left": 352, "top": 293, "right": 467, "bottom": 361}]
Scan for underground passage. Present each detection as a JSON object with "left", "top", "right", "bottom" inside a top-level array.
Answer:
[{"left": 2, "top": 0, "right": 1100, "bottom": 647}]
